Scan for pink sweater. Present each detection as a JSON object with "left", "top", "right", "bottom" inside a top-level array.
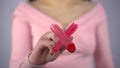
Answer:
[{"left": 9, "top": 2, "right": 114, "bottom": 68}]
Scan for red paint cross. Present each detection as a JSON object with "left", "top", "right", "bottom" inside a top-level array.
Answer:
[{"left": 50, "top": 22, "right": 78, "bottom": 53}]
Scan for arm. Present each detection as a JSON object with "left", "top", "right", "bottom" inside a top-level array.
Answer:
[
  {"left": 93, "top": 7, "right": 114, "bottom": 68},
  {"left": 9, "top": 9, "right": 43, "bottom": 68}
]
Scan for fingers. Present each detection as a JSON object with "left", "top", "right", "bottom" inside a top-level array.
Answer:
[
  {"left": 38, "top": 38, "right": 55, "bottom": 53},
  {"left": 37, "top": 32, "right": 61, "bottom": 62},
  {"left": 40, "top": 31, "right": 59, "bottom": 52},
  {"left": 36, "top": 32, "right": 57, "bottom": 54}
]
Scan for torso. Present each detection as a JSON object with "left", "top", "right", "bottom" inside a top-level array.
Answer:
[{"left": 29, "top": 1, "right": 96, "bottom": 29}]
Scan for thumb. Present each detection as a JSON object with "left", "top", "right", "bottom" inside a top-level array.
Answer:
[{"left": 39, "top": 46, "right": 49, "bottom": 64}]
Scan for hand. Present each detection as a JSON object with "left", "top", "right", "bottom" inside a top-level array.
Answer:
[{"left": 28, "top": 31, "right": 65, "bottom": 65}]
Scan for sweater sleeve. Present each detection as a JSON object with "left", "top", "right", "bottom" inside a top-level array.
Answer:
[
  {"left": 9, "top": 7, "right": 43, "bottom": 68},
  {"left": 93, "top": 6, "right": 114, "bottom": 68}
]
